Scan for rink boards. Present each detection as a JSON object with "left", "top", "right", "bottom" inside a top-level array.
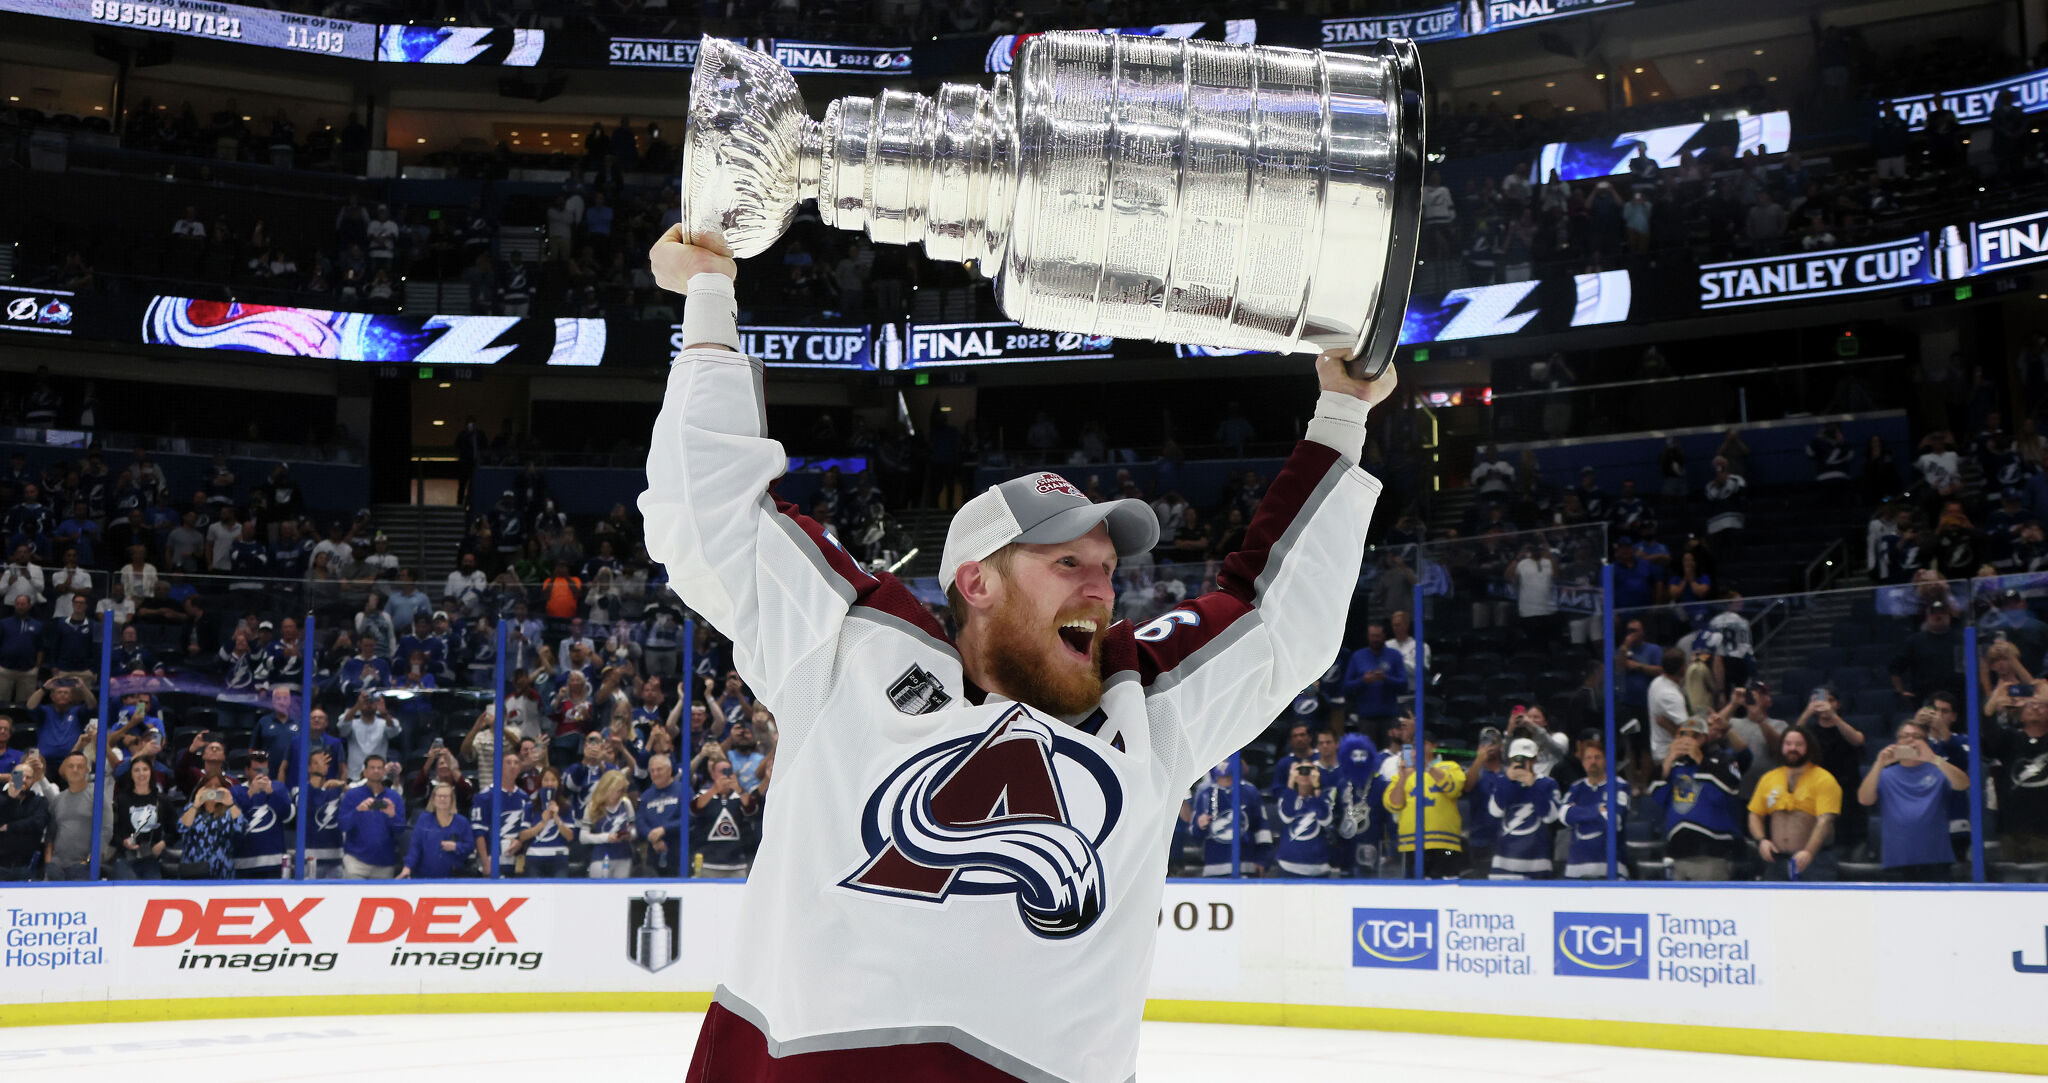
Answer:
[{"left": 0, "top": 880, "right": 2042, "bottom": 1073}]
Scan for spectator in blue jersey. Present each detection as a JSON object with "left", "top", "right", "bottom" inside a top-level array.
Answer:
[
  {"left": 581, "top": 768, "right": 638, "bottom": 878},
  {"left": 1858, "top": 716, "right": 1970, "bottom": 881},
  {"left": 703, "top": 671, "right": 753, "bottom": 739},
  {"left": 44, "top": 595, "right": 95, "bottom": 683},
  {"left": 639, "top": 752, "right": 687, "bottom": 877},
  {"left": 339, "top": 755, "right": 405, "bottom": 878},
  {"left": 112, "top": 624, "right": 161, "bottom": 677},
  {"left": 472, "top": 751, "right": 526, "bottom": 878},
  {"left": 1487, "top": 738, "right": 1563, "bottom": 879},
  {"left": 28, "top": 676, "right": 95, "bottom": 764},
  {"left": 1609, "top": 541, "right": 1657, "bottom": 612},
  {"left": 338, "top": 635, "right": 393, "bottom": 697},
  {"left": 394, "top": 614, "right": 443, "bottom": 676},
  {"left": 1918, "top": 694, "right": 1973, "bottom": 859},
  {"left": 229, "top": 751, "right": 293, "bottom": 879},
  {"left": 1808, "top": 422, "right": 1855, "bottom": 505},
  {"left": 285, "top": 706, "right": 346, "bottom": 789},
  {"left": 1561, "top": 734, "right": 1628, "bottom": 879},
  {"left": 1463, "top": 730, "right": 1505, "bottom": 875},
  {"left": 518, "top": 764, "right": 577, "bottom": 878},
  {"left": 1650, "top": 715, "right": 1751, "bottom": 880},
  {"left": 691, "top": 758, "right": 755, "bottom": 877},
  {"left": 1273, "top": 760, "right": 1334, "bottom": 878},
  {"left": 270, "top": 520, "right": 311, "bottom": 579},
  {"left": 297, "top": 746, "right": 347, "bottom": 878},
  {"left": 1328, "top": 731, "right": 1381, "bottom": 874},
  {"left": 0, "top": 593, "right": 43, "bottom": 703},
  {"left": 401, "top": 782, "right": 476, "bottom": 879},
  {"left": 1341, "top": 623, "right": 1407, "bottom": 731},
  {"left": 1269, "top": 723, "right": 1315, "bottom": 800},
  {"left": 177, "top": 780, "right": 245, "bottom": 880},
  {"left": 1193, "top": 761, "right": 1269, "bottom": 877},
  {"left": 108, "top": 756, "right": 172, "bottom": 880}
]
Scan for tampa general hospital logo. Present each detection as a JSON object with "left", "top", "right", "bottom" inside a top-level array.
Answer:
[{"left": 839, "top": 704, "right": 1124, "bottom": 940}]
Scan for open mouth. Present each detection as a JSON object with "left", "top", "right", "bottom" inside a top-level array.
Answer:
[{"left": 1055, "top": 617, "right": 1099, "bottom": 661}]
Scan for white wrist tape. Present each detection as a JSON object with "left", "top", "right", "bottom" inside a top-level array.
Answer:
[
  {"left": 678, "top": 272, "right": 741, "bottom": 354},
  {"left": 1304, "top": 390, "right": 1371, "bottom": 461}
]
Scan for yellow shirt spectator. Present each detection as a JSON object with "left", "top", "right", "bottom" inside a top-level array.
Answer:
[
  {"left": 1746, "top": 763, "right": 1843, "bottom": 819},
  {"left": 1382, "top": 757, "right": 1467, "bottom": 852}
]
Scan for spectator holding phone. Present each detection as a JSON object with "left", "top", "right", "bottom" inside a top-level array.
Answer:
[
  {"left": 1193, "top": 760, "right": 1270, "bottom": 877},
  {"left": 1795, "top": 684, "right": 1869, "bottom": 851},
  {"left": 228, "top": 751, "right": 293, "bottom": 879},
  {"left": 296, "top": 746, "right": 348, "bottom": 879},
  {"left": 518, "top": 765, "right": 578, "bottom": 878},
  {"left": 1487, "top": 738, "right": 1562, "bottom": 879},
  {"left": 341, "top": 690, "right": 402, "bottom": 778},
  {"left": 1746, "top": 727, "right": 1842, "bottom": 881},
  {"left": 27, "top": 676, "right": 96, "bottom": 765},
  {"left": 401, "top": 782, "right": 475, "bottom": 879},
  {"left": 1858, "top": 717, "right": 1969, "bottom": 880},
  {"left": 638, "top": 752, "right": 687, "bottom": 877},
  {"left": 1978, "top": 641, "right": 2045, "bottom": 720},
  {"left": 1381, "top": 734, "right": 1468, "bottom": 879},
  {"left": 471, "top": 751, "right": 526, "bottom": 877},
  {"left": 1652, "top": 716, "right": 1750, "bottom": 880},
  {"left": 109, "top": 756, "right": 172, "bottom": 880},
  {"left": 1341, "top": 623, "right": 1407, "bottom": 730},
  {"left": 1273, "top": 760, "right": 1334, "bottom": 878},
  {"left": 0, "top": 759, "right": 50, "bottom": 880},
  {"left": 690, "top": 758, "right": 755, "bottom": 877},
  {"left": 582, "top": 768, "right": 637, "bottom": 878},
  {"left": 1984, "top": 695, "right": 2048, "bottom": 863},
  {"left": 339, "top": 755, "right": 405, "bottom": 878},
  {"left": 1891, "top": 599, "right": 1964, "bottom": 707},
  {"left": 178, "top": 781, "right": 245, "bottom": 880}
]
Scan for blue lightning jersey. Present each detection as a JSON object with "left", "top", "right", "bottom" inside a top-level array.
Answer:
[
  {"left": 1273, "top": 792, "right": 1333, "bottom": 876},
  {"left": 1485, "top": 775, "right": 1562, "bottom": 878},
  {"left": 294, "top": 782, "right": 345, "bottom": 859},
  {"left": 229, "top": 783, "right": 295, "bottom": 872},
  {"left": 1561, "top": 777, "right": 1629, "bottom": 878},
  {"left": 1194, "top": 781, "right": 1270, "bottom": 876}
]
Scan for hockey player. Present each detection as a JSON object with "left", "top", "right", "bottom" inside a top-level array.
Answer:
[
  {"left": 1486, "top": 737, "right": 1562, "bottom": 879},
  {"left": 1561, "top": 736, "right": 1629, "bottom": 879},
  {"left": 1194, "top": 760, "right": 1271, "bottom": 877},
  {"left": 1273, "top": 761, "right": 1334, "bottom": 877},
  {"left": 229, "top": 751, "right": 294, "bottom": 879},
  {"left": 648, "top": 229, "right": 1388, "bottom": 1081}
]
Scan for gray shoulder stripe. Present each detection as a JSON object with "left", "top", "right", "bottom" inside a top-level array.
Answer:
[
  {"left": 848, "top": 606, "right": 960, "bottom": 660},
  {"left": 759, "top": 493, "right": 859, "bottom": 607},
  {"left": 713, "top": 986, "right": 1100, "bottom": 1083},
  {"left": 1145, "top": 610, "right": 1261, "bottom": 699},
  {"left": 1249, "top": 456, "right": 1353, "bottom": 605}
]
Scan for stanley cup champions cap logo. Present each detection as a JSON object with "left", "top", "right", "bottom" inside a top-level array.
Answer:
[{"left": 628, "top": 890, "right": 681, "bottom": 973}]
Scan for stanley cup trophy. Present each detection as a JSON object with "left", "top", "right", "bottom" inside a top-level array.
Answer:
[{"left": 681, "top": 32, "right": 1424, "bottom": 372}]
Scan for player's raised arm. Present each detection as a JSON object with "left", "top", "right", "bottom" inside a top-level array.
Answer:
[
  {"left": 638, "top": 228, "right": 869, "bottom": 716},
  {"left": 1137, "top": 354, "right": 1396, "bottom": 787}
]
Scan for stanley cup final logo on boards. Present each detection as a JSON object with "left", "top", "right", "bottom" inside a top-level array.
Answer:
[
  {"left": 681, "top": 32, "right": 1426, "bottom": 373},
  {"left": 628, "top": 890, "right": 681, "bottom": 973}
]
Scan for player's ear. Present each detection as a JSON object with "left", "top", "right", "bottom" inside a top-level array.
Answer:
[{"left": 955, "top": 560, "right": 1001, "bottom": 610}]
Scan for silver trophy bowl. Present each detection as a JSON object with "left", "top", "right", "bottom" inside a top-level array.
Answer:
[{"left": 681, "top": 33, "right": 1423, "bottom": 367}]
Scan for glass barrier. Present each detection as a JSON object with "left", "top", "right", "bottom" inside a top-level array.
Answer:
[
  {"left": 1614, "top": 570, "right": 2017, "bottom": 884},
  {"left": 8, "top": 536, "right": 2038, "bottom": 888}
]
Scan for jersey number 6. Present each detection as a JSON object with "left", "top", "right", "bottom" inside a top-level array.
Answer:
[{"left": 1134, "top": 610, "right": 1201, "bottom": 643}]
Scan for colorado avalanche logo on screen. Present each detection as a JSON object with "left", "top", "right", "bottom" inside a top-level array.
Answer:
[{"left": 840, "top": 704, "right": 1122, "bottom": 939}]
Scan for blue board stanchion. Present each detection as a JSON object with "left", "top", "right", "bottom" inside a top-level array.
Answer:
[
  {"left": 1965, "top": 625, "right": 1985, "bottom": 884},
  {"left": 681, "top": 617, "right": 695, "bottom": 882},
  {"left": 1411, "top": 579, "right": 1427, "bottom": 881},
  {"left": 1602, "top": 562, "right": 1620, "bottom": 881},
  {"left": 87, "top": 610, "right": 115, "bottom": 882},
  {"left": 294, "top": 614, "right": 315, "bottom": 879},
  {"left": 490, "top": 617, "right": 508, "bottom": 879}
]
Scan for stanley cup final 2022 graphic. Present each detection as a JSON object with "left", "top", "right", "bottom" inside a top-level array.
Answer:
[{"left": 681, "top": 33, "right": 1425, "bottom": 368}]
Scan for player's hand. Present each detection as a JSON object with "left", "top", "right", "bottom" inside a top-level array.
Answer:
[
  {"left": 1315, "top": 349, "right": 1399, "bottom": 407},
  {"left": 649, "top": 227, "right": 737, "bottom": 292}
]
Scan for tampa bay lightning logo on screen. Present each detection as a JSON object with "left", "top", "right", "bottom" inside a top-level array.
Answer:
[{"left": 840, "top": 704, "right": 1123, "bottom": 939}]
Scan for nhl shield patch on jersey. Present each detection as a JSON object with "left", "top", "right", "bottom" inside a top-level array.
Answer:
[{"left": 887, "top": 664, "right": 953, "bottom": 715}]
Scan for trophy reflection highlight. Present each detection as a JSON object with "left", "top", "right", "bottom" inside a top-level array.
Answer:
[{"left": 682, "top": 32, "right": 1424, "bottom": 365}]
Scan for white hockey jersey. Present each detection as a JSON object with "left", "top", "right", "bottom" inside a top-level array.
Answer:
[{"left": 643, "top": 297, "right": 1380, "bottom": 1083}]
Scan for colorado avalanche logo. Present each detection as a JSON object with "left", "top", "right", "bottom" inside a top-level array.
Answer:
[{"left": 840, "top": 705, "right": 1123, "bottom": 939}]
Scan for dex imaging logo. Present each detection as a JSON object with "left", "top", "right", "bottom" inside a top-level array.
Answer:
[
  {"left": 1352, "top": 908, "right": 1438, "bottom": 970},
  {"left": 1553, "top": 912, "right": 1649, "bottom": 979}
]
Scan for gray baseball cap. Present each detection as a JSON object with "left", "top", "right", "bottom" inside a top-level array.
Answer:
[{"left": 939, "top": 471, "right": 1159, "bottom": 594}]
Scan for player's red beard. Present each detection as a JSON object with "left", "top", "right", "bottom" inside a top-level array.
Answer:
[{"left": 979, "top": 594, "right": 1111, "bottom": 718}]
